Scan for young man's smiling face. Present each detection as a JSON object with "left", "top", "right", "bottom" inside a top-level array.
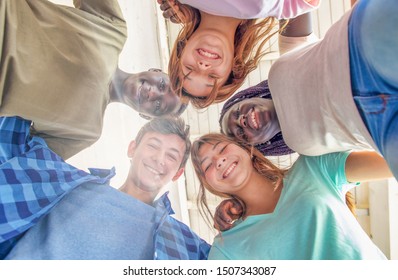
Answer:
[
  {"left": 123, "top": 69, "right": 184, "bottom": 119},
  {"left": 128, "top": 131, "right": 186, "bottom": 196}
]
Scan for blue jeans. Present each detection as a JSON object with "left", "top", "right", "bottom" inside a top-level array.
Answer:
[{"left": 349, "top": 0, "right": 398, "bottom": 180}]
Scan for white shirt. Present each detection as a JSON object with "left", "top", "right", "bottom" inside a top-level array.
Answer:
[
  {"left": 268, "top": 10, "right": 377, "bottom": 156},
  {"left": 180, "top": 0, "right": 320, "bottom": 19}
]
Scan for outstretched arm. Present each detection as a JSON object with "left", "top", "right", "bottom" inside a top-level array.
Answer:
[{"left": 345, "top": 151, "right": 393, "bottom": 183}]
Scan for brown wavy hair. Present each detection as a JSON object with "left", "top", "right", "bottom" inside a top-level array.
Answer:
[
  {"left": 168, "top": 2, "right": 279, "bottom": 109},
  {"left": 191, "top": 133, "right": 287, "bottom": 227}
]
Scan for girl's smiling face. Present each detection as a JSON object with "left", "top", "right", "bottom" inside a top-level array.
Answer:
[
  {"left": 180, "top": 28, "right": 234, "bottom": 98},
  {"left": 197, "top": 141, "right": 253, "bottom": 194},
  {"left": 222, "top": 98, "right": 280, "bottom": 145}
]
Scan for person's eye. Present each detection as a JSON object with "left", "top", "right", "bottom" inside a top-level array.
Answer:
[
  {"left": 185, "top": 65, "right": 193, "bottom": 71},
  {"left": 209, "top": 74, "right": 219, "bottom": 79},
  {"left": 148, "top": 143, "right": 159, "bottom": 150},
  {"left": 154, "top": 100, "right": 161, "bottom": 113},
  {"left": 237, "top": 127, "right": 246, "bottom": 140},
  {"left": 233, "top": 107, "right": 240, "bottom": 120},
  {"left": 158, "top": 78, "right": 166, "bottom": 91},
  {"left": 237, "top": 129, "right": 248, "bottom": 142},
  {"left": 204, "top": 162, "right": 212, "bottom": 173},
  {"left": 220, "top": 144, "right": 228, "bottom": 154},
  {"left": 167, "top": 153, "right": 177, "bottom": 162}
]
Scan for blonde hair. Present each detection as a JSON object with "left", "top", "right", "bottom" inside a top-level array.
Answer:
[
  {"left": 191, "top": 133, "right": 287, "bottom": 227},
  {"left": 168, "top": 2, "right": 279, "bottom": 109}
]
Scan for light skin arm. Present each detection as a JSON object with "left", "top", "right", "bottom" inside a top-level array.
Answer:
[{"left": 345, "top": 151, "right": 393, "bottom": 183}]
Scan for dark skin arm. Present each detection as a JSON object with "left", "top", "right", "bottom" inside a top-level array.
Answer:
[
  {"left": 279, "top": 12, "right": 313, "bottom": 37},
  {"left": 214, "top": 198, "right": 244, "bottom": 231}
]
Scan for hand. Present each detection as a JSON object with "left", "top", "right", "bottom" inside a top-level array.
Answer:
[
  {"left": 156, "top": 0, "right": 182, "bottom": 24},
  {"left": 214, "top": 198, "right": 245, "bottom": 232}
]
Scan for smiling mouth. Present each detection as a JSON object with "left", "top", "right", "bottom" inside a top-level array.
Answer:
[
  {"left": 223, "top": 161, "right": 237, "bottom": 179},
  {"left": 197, "top": 48, "right": 220, "bottom": 59},
  {"left": 248, "top": 108, "right": 259, "bottom": 130},
  {"left": 144, "top": 164, "right": 164, "bottom": 176}
]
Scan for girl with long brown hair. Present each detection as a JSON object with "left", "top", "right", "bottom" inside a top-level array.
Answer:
[
  {"left": 157, "top": 0, "right": 320, "bottom": 109},
  {"left": 191, "top": 133, "right": 392, "bottom": 259}
]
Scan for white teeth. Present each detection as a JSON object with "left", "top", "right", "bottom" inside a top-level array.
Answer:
[
  {"left": 198, "top": 49, "right": 219, "bottom": 59},
  {"left": 223, "top": 162, "right": 237, "bottom": 178},
  {"left": 250, "top": 111, "right": 258, "bottom": 129},
  {"left": 146, "top": 165, "right": 162, "bottom": 176}
]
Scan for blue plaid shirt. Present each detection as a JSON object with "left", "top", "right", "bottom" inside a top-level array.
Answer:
[{"left": 0, "top": 117, "right": 210, "bottom": 260}]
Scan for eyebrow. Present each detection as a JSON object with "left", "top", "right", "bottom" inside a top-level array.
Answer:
[
  {"left": 182, "top": 70, "right": 214, "bottom": 88},
  {"left": 200, "top": 142, "right": 221, "bottom": 165}
]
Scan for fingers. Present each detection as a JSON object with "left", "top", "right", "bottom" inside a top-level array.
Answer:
[
  {"left": 162, "top": 8, "right": 175, "bottom": 18},
  {"left": 162, "top": 9, "right": 181, "bottom": 24},
  {"left": 215, "top": 200, "right": 235, "bottom": 223},
  {"left": 159, "top": 2, "right": 170, "bottom": 11},
  {"left": 157, "top": 0, "right": 181, "bottom": 23},
  {"left": 158, "top": 0, "right": 179, "bottom": 12},
  {"left": 169, "top": 14, "right": 180, "bottom": 24},
  {"left": 229, "top": 199, "right": 244, "bottom": 215},
  {"left": 214, "top": 213, "right": 234, "bottom": 232}
]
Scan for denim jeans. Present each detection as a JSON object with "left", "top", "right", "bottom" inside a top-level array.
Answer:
[{"left": 349, "top": 0, "right": 398, "bottom": 179}]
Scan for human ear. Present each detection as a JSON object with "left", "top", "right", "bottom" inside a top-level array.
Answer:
[
  {"left": 172, "top": 167, "right": 185, "bottom": 181},
  {"left": 127, "top": 140, "right": 137, "bottom": 158}
]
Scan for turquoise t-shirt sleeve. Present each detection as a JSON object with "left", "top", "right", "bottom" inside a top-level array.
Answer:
[
  {"left": 304, "top": 152, "right": 351, "bottom": 192},
  {"left": 208, "top": 244, "right": 229, "bottom": 260}
]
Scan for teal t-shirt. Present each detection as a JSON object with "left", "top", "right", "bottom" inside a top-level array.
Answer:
[{"left": 209, "top": 152, "right": 386, "bottom": 260}]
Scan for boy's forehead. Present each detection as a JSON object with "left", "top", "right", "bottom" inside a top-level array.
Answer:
[
  {"left": 140, "top": 131, "right": 186, "bottom": 151},
  {"left": 141, "top": 131, "right": 172, "bottom": 142}
]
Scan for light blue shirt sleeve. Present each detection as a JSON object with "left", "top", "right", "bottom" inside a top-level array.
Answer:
[{"left": 301, "top": 152, "right": 352, "bottom": 193}]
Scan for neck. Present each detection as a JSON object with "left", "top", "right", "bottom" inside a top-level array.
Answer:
[
  {"left": 119, "top": 180, "right": 157, "bottom": 206},
  {"left": 234, "top": 171, "right": 283, "bottom": 217},
  {"left": 198, "top": 11, "right": 242, "bottom": 40}
]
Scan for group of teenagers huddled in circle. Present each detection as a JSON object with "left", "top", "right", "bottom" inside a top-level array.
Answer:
[{"left": 0, "top": 0, "right": 397, "bottom": 260}]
